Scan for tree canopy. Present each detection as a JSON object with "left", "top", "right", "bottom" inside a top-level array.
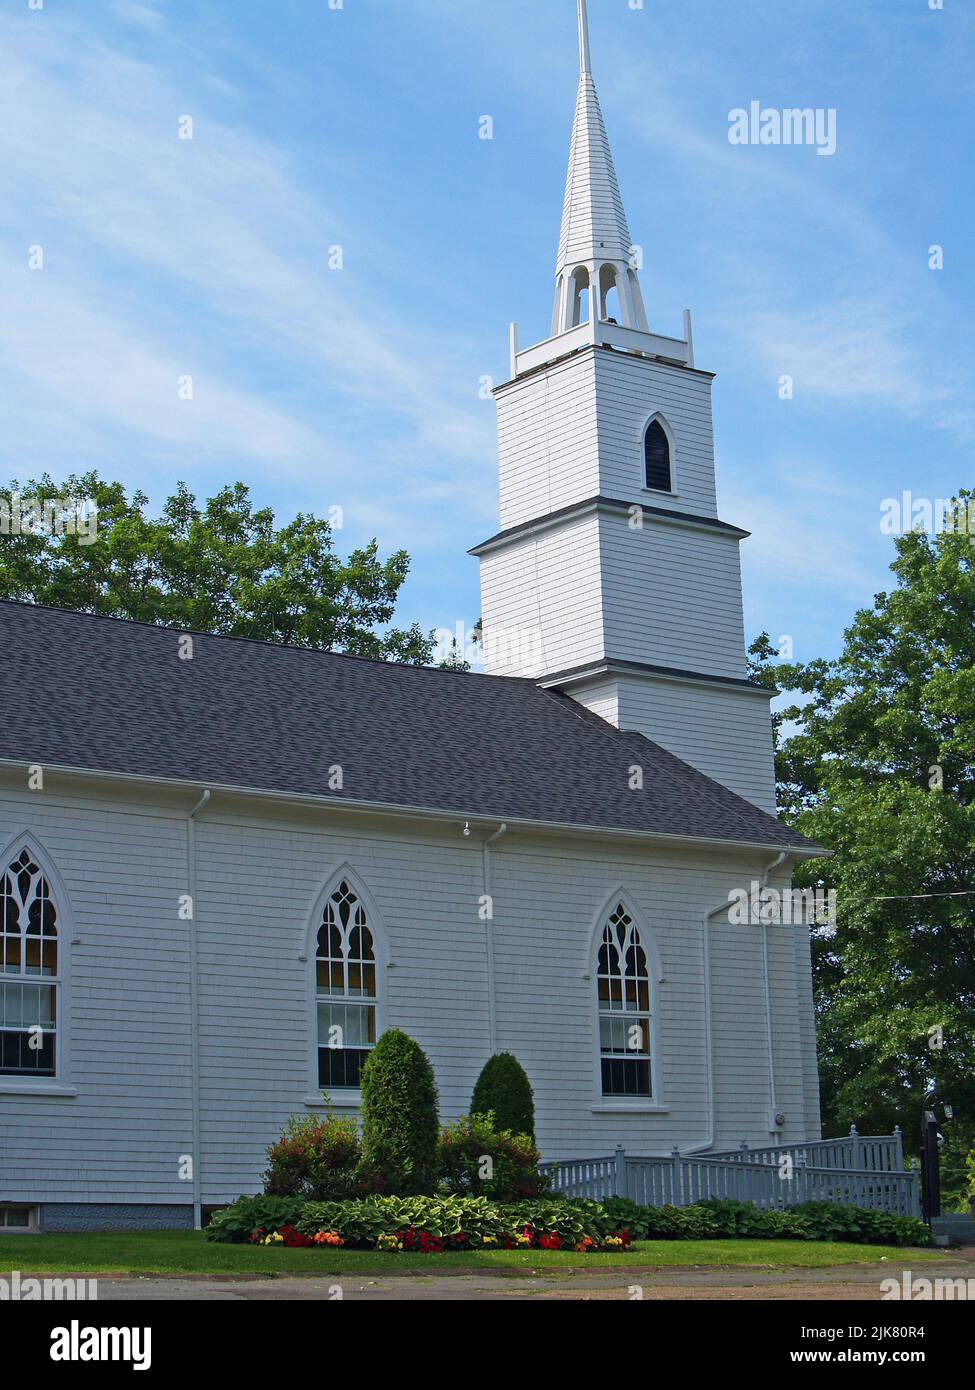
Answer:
[
  {"left": 753, "top": 492, "right": 975, "bottom": 1171},
  {"left": 0, "top": 472, "right": 435, "bottom": 663}
]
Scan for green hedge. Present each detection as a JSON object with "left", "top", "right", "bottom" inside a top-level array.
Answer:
[
  {"left": 600, "top": 1197, "right": 930, "bottom": 1248},
  {"left": 207, "top": 1192, "right": 930, "bottom": 1251}
]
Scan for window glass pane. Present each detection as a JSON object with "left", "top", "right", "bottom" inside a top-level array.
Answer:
[
  {"left": 318, "top": 1001, "right": 375, "bottom": 1049},
  {"left": 318, "top": 1047, "right": 368, "bottom": 1090},
  {"left": 0, "top": 982, "right": 56, "bottom": 1029}
]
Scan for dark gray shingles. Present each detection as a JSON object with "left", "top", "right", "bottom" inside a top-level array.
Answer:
[{"left": 0, "top": 601, "right": 817, "bottom": 851}]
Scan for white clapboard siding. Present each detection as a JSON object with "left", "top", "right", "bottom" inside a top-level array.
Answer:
[
  {"left": 479, "top": 512, "right": 605, "bottom": 678},
  {"left": 614, "top": 675, "right": 778, "bottom": 813},
  {"left": 495, "top": 348, "right": 721, "bottom": 532},
  {"left": 598, "top": 511, "right": 748, "bottom": 679},
  {"left": 0, "top": 778, "right": 820, "bottom": 1206}
]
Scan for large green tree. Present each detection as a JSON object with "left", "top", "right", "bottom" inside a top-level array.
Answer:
[
  {"left": 753, "top": 493, "right": 975, "bottom": 1176},
  {"left": 0, "top": 472, "right": 434, "bottom": 662}
]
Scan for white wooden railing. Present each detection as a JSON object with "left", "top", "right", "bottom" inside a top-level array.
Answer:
[{"left": 540, "top": 1130, "right": 920, "bottom": 1218}]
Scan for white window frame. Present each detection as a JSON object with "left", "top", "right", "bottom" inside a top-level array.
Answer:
[
  {"left": 301, "top": 865, "right": 387, "bottom": 1110},
  {"left": 0, "top": 833, "right": 75, "bottom": 1098},
  {"left": 0, "top": 1203, "right": 40, "bottom": 1234},
  {"left": 587, "top": 888, "right": 667, "bottom": 1114}
]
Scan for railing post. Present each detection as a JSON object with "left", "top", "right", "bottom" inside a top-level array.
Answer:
[
  {"left": 672, "top": 1146, "right": 682, "bottom": 1207},
  {"left": 614, "top": 1145, "right": 627, "bottom": 1199},
  {"left": 893, "top": 1125, "right": 904, "bottom": 1172},
  {"left": 850, "top": 1125, "right": 862, "bottom": 1170}
]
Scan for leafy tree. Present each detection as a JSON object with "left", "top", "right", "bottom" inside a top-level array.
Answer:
[
  {"left": 360, "top": 1029, "right": 440, "bottom": 1195},
  {"left": 471, "top": 1052, "right": 536, "bottom": 1142},
  {"left": 752, "top": 492, "right": 975, "bottom": 1152},
  {"left": 0, "top": 472, "right": 433, "bottom": 662}
]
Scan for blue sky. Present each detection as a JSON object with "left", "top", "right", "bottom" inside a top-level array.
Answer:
[{"left": 2, "top": 0, "right": 971, "bottom": 670}]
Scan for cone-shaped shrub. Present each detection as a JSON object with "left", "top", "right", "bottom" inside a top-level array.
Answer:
[
  {"left": 360, "top": 1029, "right": 439, "bottom": 1195},
  {"left": 471, "top": 1052, "right": 535, "bottom": 1143}
]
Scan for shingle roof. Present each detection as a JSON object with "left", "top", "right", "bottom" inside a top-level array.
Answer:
[{"left": 0, "top": 601, "right": 818, "bottom": 852}]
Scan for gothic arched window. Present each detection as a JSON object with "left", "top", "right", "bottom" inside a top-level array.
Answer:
[
  {"left": 597, "top": 901, "right": 653, "bottom": 1097},
  {"left": 315, "top": 879, "right": 377, "bottom": 1090},
  {"left": 0, "top": 848, "right": 59, "bottom": 1076},
  {"left": 644, "top": 418, "right": 673, "bottom": 493}
]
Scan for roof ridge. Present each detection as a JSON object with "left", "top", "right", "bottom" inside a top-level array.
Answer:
[{"left": 0, "top": 598, "right": 535, "bottom": 685}]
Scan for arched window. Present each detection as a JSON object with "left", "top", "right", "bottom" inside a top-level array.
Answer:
[
  {"left": 597, "top": 901, "right": 653, "bottom": 1098},
  {"left": 315, "top": 878, "right": 376, "bottom": 1090},
  {"left": 644, "top": 418, "right": 673, "bottom": 492},
  {"left": 0, "top": 847, "right": 59, "bottom": 1076}
]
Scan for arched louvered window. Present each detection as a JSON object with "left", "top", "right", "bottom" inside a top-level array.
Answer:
[
  {"left": 597, "top": 901, "right": 653, "bottom": 1097},
  {"left": 0, "top": 848, "right": 59, "bottom": 1076},
  {"left": 644, "top": 418, "right": 673, "bottom": 492},
  {"left": 316, "top": 879, "right": 377, "bottom": 1089}
]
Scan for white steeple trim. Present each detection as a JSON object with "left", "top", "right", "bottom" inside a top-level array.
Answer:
[
  {"left": 552, "top": 1, "right": 649, "bottom": 336},
  {"left": 577, "top": 0, "right": 592, "bottom": 75}
]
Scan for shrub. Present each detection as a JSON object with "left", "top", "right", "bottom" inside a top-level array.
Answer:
[
  {"left": 600, "top": 1196, "right": 654, "bottom": 1240},
  {"left": 438, "top": 1114, "right": 549, "bottom": 1201},
  {"left": 263, "top": 1110, "right": 380, "bottom": 1200},
  {"left": 207, "top": 1195, "right": 308, "bottom": 1244},
  {"left": 470, "top": 1053, "right": 535, "bottom": 1142},
  {"left": 360, "top": 1029, "right": 439, "bottom": 1195}
]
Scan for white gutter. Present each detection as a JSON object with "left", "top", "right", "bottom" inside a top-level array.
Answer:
[
  {"left": 186, "top": 788, "right": 211, "bottom": 1229},
  {"left": 0, "top": 758, "right": 826, "bottom": 860},
  {"left": 481, "top": 824, "right": 508, "bottom": 1055}
]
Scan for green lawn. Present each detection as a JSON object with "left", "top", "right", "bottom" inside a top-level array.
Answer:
[{"left": 0, "top": 1231, "right": 940, "bottom": 1277}]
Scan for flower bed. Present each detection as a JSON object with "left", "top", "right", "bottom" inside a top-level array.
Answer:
[
  {"left": 206, "top": 1192, "right": 930, "bottom": 1252},
  {"left": 208, "top": 1194, "right": 630, "bottom": 1252}
]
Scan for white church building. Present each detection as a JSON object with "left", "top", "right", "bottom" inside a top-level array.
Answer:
[{"left": 0, "top": 2, "right": 823, "bottom": 1230}]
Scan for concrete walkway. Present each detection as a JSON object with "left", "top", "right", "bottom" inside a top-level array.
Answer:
[{"left": 90, "top": 1250, "right": 975, "bottom": 1301}]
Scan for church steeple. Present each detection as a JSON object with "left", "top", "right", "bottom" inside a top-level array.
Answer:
[
  {"left": 552, "top": 1, "right": 649, "bottom": 335},
  {"left": 475, "top": 2, "right": 778, "bottom": 813}
]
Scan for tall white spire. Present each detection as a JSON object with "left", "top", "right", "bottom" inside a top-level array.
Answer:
[{"left": 552, "top": 0, "right": 649, "bottom": 335}]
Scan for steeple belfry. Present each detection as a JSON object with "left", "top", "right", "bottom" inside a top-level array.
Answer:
[{"left": 553, "top": 0, "right": 649, "bottom": 335}]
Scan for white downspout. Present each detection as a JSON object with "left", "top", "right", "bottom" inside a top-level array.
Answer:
[
  {"left": 683, "top": 849, "right": 790, "bottom": 1156},
  {"left": 482, "top": 824, "right": 508, "bottom": 1055},
  {"left": 760, "top": 850, "right": 790, "bottom": 1135},
  {"left": 682, "top": 898, "right": 727, "bottom": 1155},
  {"left": 187, "top": 788, "right": 211, "bottom": 1229}
]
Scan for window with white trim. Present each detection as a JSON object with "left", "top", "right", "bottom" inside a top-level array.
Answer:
[
  {"left": 0, "top": 1205, "right": 37, "bottom": 1231},
  {"left": 0, "top": 848, "right": 59, "bottom": 1077},
  {"left": 316, "top": 879, "right": 376, "bottom": 1089},
  {"left": 597, "top": 901, "right": 653, "bottom": 1098}
]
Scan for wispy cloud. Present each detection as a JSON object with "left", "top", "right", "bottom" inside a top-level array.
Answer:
[{"left": 0, "top": 9, "right": 494, "bottom": 532}]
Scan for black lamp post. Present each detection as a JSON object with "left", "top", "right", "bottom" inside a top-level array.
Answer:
[{"left": 920, "top": 1086, "right": 945, "bottom": 1225}]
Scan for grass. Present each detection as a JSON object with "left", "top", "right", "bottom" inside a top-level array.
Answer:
[{"left": 0, "top": 1231, "right": 941, "bottom": 1278}]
